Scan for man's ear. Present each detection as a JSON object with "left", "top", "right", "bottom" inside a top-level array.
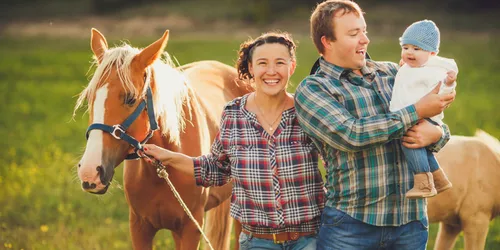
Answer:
[{"left": 321, "top": 36, "right": 332, "bottom": 51}]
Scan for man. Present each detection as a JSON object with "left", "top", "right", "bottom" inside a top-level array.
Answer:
[{"left": 294, "top": 1, "right": 456, "bottom": 249}]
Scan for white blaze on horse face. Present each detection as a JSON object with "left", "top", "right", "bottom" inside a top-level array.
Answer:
[{"left": 78, "top": 84, "right": 108, "bottom": 182}]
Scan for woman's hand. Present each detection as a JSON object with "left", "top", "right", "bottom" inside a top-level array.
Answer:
[
  {"left": 141, "top": 144, "right": 175, "bottom": 165},
  {"left": 140, "top": 144, "right": 195, "bottom": 176},
  {"left": 402, "top": 120, "right": 443, "bottom": 149}
]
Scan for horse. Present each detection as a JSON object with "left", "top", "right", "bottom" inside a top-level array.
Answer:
[
  {"left": 74, "top": 28, "right": 252, "bottom": 249},
  {"left": 429, "top": 130, "right": 500, "bottom": 250}
]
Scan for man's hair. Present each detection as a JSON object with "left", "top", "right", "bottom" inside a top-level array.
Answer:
[{"left": 310, "top": 0, "right": 363, "bottom": 54}]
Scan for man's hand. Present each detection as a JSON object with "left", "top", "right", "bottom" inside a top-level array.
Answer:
[
  {"left": 402, "top": 120, "right": 443, "bottom": 148},
  {"left": 414, "top": 82, "right": 455, "bottom": 119}
]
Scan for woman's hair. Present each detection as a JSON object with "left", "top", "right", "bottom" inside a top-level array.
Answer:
[{"left": 236, "top": 31, "right": 297, "bottom": 80}]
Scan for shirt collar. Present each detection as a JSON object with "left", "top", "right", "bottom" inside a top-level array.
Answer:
[{"left": 318, "top": 57, "right": 375, "bottom": 80}]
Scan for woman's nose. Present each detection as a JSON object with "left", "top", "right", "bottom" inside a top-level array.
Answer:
[{"left": 266, "top": 65, "right": 277, "bottom": 74}]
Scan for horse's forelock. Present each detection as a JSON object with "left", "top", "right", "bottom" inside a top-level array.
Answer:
[
  {"left": 73, "top": 43, "right": 189, "bottom": 145},
  {"left": 73, "top": 44, "right": 140, "bottom": 116}
]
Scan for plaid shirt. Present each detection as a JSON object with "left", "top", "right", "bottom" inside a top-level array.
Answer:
[
  {"left": 193, "top": 94, "right": 325, "bottom": 234},
  {"left": 294, "top": 58, "right": 450, "bottom": 227}
]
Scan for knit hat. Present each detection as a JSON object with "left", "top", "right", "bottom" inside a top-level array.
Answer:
[{"left": 399, "top": 20, "right": 440, "bottom": 53}]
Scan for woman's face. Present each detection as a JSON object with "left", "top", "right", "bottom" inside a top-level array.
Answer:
[{"left": 249, "top": 43, "right": 296, "bottom": 97}]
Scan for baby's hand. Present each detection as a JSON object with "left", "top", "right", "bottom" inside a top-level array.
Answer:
[{"left": 445, "top": 71, "right": 457, "bottom": 86}]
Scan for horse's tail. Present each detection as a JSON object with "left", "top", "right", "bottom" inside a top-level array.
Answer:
[
  {"left": 475, "top": 129, "right": 500, "bottom": 156},
  {"left": 203, "top": 186, "right": 233, "bottom": 250}
]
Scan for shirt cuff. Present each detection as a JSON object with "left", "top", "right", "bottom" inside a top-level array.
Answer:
[
  {"left": 193, "top": 156, "right": 204, "bottom": 186},
  {"left": 394, "top": 104, "right": 419, "bottom": 132},
  {"left": 427, "top": 123, "right": 451, "bottom": 152}
]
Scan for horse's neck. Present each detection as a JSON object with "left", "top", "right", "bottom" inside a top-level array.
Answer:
[{"left": 152, "top": 86, "right": 211, "bottom": 157}]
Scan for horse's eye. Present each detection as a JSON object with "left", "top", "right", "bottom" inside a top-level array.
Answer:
[{"left": 124, "top": 94, "right": 136, "bottom": 106}]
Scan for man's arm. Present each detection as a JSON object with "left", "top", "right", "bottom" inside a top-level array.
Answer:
[
  {"left": 294, "top": 78, "right": 419, "bottom": 153},
  {"left": 402, "top": 120, "right": 451, "bottom": 152}
]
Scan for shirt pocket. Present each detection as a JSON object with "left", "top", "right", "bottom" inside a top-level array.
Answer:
[{"left": 279, "top": 140, "right": 319, "bottom": 179}]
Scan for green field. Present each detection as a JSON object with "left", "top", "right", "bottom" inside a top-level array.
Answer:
[{"left": 0, "top": 31, "right": 499, "bottom": 249}]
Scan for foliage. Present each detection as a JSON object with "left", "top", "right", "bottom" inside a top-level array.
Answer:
[{"left": 0, "top": 32, "right": 499, "bottom": 249}]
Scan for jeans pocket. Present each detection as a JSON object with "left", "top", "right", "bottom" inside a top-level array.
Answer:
[
  {"left": 238, "top": 232, "right": 251, "bottom": 249},
  {"left": 321, "top": 206, "right": 348, "bottom": 227},
  {"left": 417, "top": 217, "right": 429, "bottom": 230}
]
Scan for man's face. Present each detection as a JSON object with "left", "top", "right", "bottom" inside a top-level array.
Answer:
[{"left": 324, "top": 12, "right": 369, "bottom": 71}]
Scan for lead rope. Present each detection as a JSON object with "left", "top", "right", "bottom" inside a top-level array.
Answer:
[{"left": 141, "top": 153, "right": 215, "bottom": 250}]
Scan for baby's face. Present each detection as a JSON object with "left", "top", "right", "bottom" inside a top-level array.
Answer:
[{"left": 401, "top": 44, "right": 434, "bottom": 68}]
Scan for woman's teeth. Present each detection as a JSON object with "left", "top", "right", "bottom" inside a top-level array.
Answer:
[{"left": 264, "top": 79, "right": 279, "bottom": 85}]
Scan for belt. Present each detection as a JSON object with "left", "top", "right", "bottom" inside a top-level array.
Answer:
[{"left": 242, "top": 229, "right": 315, "bottom": 244}]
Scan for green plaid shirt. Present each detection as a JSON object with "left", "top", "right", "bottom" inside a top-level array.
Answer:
[{"left": 294, "top": 58, "right": 450, "bottom": 226}]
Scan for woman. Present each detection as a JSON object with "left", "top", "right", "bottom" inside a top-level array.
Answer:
[{"left": 143, "top": 32, "right": 324, "bottom": 250}]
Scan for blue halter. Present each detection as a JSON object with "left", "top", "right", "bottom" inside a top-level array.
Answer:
[{"left": 85, "top": 73, "right": 158, "bottom": 160}]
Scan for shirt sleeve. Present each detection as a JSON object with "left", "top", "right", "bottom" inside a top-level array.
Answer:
[
  {"left": 294, "top": 77, "right": 419, "bottom": 153},
  {"left": 426, "top": 122, "right": 451, "bottom": 152},
  {"left": 439, "top": 81, "right": 456, "bottom": 95},
  {"left": 193, "top": 112, "right": 232, "bottom": 187}
]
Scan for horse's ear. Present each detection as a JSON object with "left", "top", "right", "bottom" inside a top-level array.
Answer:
[
  {"left": 136, "top": 30, "right": 169, "bottom": 69},
  {"left": 91, "top": 28, "right": 108, "bottom": 64}
]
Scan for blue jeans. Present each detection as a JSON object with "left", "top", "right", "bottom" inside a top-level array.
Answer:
[
  {"left": 401, "top": 146, "right": 439, "bottom": 173},
  {"left": 317, "top": 206, "right": 428, "bottom": 250},
  {"left": 239, "top": 232, "right": 317, "bottom": 250},
  {"left": 402, "top": 118, "right": 440, "bottom": 173}
]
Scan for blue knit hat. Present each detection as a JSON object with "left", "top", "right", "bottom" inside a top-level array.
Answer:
[{"left": 399, "top": 20, "right": 440, "bottom": 53}]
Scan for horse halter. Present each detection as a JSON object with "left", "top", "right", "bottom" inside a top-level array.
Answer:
[{"left": 85, "top": 71, "right": 158, "bottom": 160}]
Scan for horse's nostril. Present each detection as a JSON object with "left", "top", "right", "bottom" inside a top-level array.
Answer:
[
  {"left": 82, "top": 181, "right": 91, "bottom": 189},
  {"left": 78, "top": 163, "right": 81, "bottom": 168},
  {"left": 90, "top": 183, "right": 96, "bottom": 189},
  {"left": 96, "top": 165, "right": 103, "bottom": 175}
]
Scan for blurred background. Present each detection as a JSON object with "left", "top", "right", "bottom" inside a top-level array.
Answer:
[{"left": 0, "top": 0, "right": 499, "bottom": 249}]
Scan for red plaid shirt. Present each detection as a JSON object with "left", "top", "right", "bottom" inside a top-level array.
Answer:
[{"left": 193, "top": 94, "right": 325, "bottom": 234}]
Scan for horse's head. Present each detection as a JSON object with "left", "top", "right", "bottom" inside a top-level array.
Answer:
[{"left": 75, "top": 28, "right": 169, "bottom": 194}]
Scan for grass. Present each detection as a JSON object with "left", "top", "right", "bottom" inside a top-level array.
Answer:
[{"left": 0, "top": 30, "right": 499, "bottom": 249}]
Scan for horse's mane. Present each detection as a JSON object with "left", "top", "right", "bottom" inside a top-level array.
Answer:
[
  {"left": 475, "top": 130, "right": 500, "bottom": 155},
  {"left": 73, "top": 43, "right": 190, "bottom": 145}
]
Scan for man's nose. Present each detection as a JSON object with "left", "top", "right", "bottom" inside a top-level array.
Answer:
[{"left": 360, "top": 32, "right": 370, "bottom": 44}]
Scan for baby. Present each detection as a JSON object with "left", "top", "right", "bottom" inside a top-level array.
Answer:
[{"left": 390, "top": 20, "right": 458, "bottom": 199}]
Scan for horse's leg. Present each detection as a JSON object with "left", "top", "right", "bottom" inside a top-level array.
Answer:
[
  {"left": 176, "top": 210, "right": 204, "bottom": 250},
  {"left": 171, "top": 232, "right": 182, "bottom": 250},
  {"left": 462, "top": 214, "right": 490, "bottom": 250},
  {"left": 434, "top": 222, "right": 461, "bottom": 250},
  {"left": 233, "top": 220, "right": 242, "bottom": 250},
  {"left": 129, "top": 210, "right": 157, "bottom": 250},
  {"left": 204, "top": 196, "right": 233, "bottom": 250}
]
